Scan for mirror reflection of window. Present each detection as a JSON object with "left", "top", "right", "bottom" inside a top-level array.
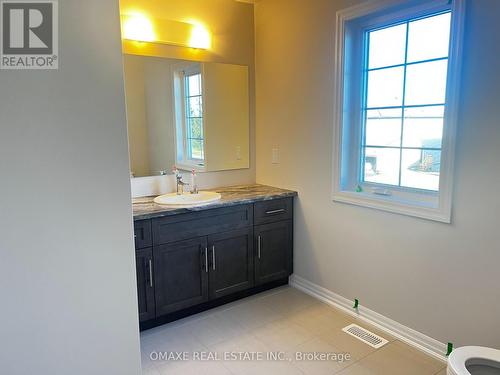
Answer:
[
  {"left": 173, "top": 62, "right": 206, "bottom": 171},
  {"left": 184, "top": 70, "right": 205, "bottom": 163}
]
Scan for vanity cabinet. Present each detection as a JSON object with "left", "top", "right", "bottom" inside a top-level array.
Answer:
[{"left": 134, "top": 197, "right": 294, "bottom": 327}]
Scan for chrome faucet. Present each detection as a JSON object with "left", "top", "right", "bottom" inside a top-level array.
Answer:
[{"left": 176, "top": 174, "right": 189, "bottom": 195}]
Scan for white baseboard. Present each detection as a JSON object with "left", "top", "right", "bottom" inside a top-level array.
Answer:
[{"left": 289, "top": 274, "right": 448, "bottom": 363}]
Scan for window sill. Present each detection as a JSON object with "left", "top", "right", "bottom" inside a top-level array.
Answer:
[
  {"left": 332, "top": 190, "right": 451, "bottom": 223},
  {"left": 176, "top": 162, "right": 206, "bottom": 173}
]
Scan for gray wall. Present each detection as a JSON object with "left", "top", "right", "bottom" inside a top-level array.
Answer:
[
  {"left": 0, "top": 1, "right": 141, "bottom": 374},
  {"left": 255, "top": 0, "right": 500, "bottom": 348}
]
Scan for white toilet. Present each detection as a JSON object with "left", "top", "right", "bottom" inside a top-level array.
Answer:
[{"left": 448, "top": 346, "right": 500, "bottom": 375}]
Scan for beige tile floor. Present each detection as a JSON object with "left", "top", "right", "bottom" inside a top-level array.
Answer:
[{"left": 140, "top": 286, "right": 446, "bottom": 375}]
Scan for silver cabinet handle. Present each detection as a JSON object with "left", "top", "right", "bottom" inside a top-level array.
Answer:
[
  {"left": 205, "top": 247, "right": 208, "bottom": 273},
  {"left": 257, "top": 235, "right": 261, "bottom": 259},
  {"left": 212, "top": 245, "right": 216, "bottom": 271},
  {"left": 265, "top": 209, "right": 285, "bottom": 215},
  {"left": 148, "top": 259, "right": 153, "bottom": 288}
]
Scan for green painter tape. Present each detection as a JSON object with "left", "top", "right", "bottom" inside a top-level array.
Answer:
[
  {"left": 446, "top": 342, "right": 453, "bottom": 356},
  {"left": 356, "top": 185, "right": 363, "bottom": 193},
  {"left": 353, "top": 299, "right": 359, "bottom": 309}
]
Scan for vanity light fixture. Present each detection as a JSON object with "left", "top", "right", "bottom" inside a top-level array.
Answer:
[
  {"left": 121, "top": 14, "right": 211, "bottom": 50},
  {"left": 122, "top": 14, "right": 155, "bottom": 42},
  {"left": 189, "top": 25, "right": 211, "bottom": 49}
]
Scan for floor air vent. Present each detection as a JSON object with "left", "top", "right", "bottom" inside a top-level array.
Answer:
[{"left": 342, "top": 324, "right": 389, "bottom": 349}]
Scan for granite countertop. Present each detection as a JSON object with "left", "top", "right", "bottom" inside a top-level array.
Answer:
[{"left": 132, "top": 184, "right": 297, "bottom": 220}]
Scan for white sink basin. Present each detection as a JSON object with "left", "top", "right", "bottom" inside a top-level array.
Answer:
[{"left": 153, "top": 191, "right": 222, "bottom": 206}]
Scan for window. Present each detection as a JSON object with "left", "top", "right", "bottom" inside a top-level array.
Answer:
[
  {"left": 362, "top": 12, "right": 450, "bottom": 192},
  {"left": 173, "top": 63, "right": 205, "bottom": 170},
  {"left": 332, "top": 0, "right": 465, "bottom": 222}
]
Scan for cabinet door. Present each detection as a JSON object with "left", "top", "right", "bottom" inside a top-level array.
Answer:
[
  {"left": 208, "top": 228, "right": 254, "bottom": 299},
  {"left": 254, "top": 221, "right": 293, "bottom": 285},
  {"left": 136, "top": 248, "right": 155, "bottom": 322},
  {"left": 154, "top": 237, "right": 209, "bottom": 316}
]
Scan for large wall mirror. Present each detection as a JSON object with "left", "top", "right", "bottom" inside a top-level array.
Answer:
[{"left": 123, "top": 54, "right": 250, "bottom": 177}]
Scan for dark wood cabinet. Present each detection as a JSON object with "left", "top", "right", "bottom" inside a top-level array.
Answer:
[
  {"left": 136, "top": 248, "right": 155, "bottom": 322},
  {"left": 154, "top": 237, "right": 209, "bottom": 316},
  {"left": 134, "top": 220, "right": 152, "bottom": 249},
  {"left": 208, "top": 228, "right": 254, "bottom": 299},
  {"left": 134, "top": 198, "right": 294, "bottom": 327},
  {"left": 254, "top": 220, "right": 293, "bottom": 285},
  {"left": 254, "top": 198, "right": 293, "bottom": 225},
  {"left": 152, "top": 205, "right": 253, "bottom": 245}
]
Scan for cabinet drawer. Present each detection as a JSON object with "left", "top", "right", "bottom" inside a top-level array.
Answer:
[
  {"left": 152, "top": 205, "right": 253, "bottom": 245},
  {"left": 254, "top": 198, "right": 293, "bottom": 225},
  {"left": 134, "top": 220, "right": 152, "bottom": 249}
]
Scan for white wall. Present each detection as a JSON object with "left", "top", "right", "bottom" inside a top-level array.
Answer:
[
  {"left": 204, "top": 62, "right": 250, "bottom": 171},
  {"left": 255, "top": 0, "right": 500, "bottom": 348},
  {"left": 144, "top": 58, "right": 177, "bottom": 174},
  {"left": 123, "top": 54, "right": 150, "bottom": 176},
  {"left": 123, "top": 55, "right": 178, "bottom": 177},
  {"left": 0, "top": 1, "right": 141, "bottom": 374}
]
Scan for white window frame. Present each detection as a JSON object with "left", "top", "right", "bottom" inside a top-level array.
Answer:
[
  {"left": 332, "top": 0, "right": 466, "bottom": 223},
  {"left": 172, "top": 63, "right": 206, "bottom": 172}
]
